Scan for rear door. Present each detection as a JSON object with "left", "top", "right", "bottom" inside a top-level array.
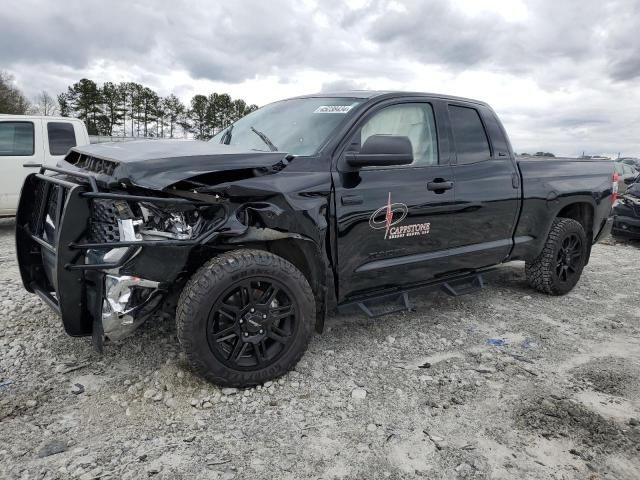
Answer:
[
  {"left": 43, "top": 120, "right": 79, "bottom": 166},
  {"left": 446, "top": 103, "right": 520, "bottom": 268},
  {"left": 0, "top": 119, "right": 43, "bottom": 215},
  {"left": 333, "top": 99, "right": 459, "bottom": 300}
]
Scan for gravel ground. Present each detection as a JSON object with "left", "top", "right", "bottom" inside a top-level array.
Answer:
[{"left": 1, "top": 216, "right": 639, "bottom": 480}]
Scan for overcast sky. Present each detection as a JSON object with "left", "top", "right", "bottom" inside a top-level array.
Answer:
[{"left": 2, "top": 0, "right": 639, "bottom": 157}]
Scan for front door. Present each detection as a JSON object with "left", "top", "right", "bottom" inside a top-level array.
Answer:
[
  {"left": 0, "top": 120, "right": 41, "bottom": 216},
  {"left": 333, "top": 100, "right": 458, "bottom": 301}
]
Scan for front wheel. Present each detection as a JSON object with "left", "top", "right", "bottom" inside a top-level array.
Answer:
[
  {"left": 176, "top": 249, "right": 315, "bottom": 387},
  {"left": 525, "top": 218, "right": 588, "bottom": 295}
]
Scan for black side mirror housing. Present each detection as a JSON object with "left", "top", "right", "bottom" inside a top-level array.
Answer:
[{"left": 345, "top": 135, "right": 413, "bottom": 168}]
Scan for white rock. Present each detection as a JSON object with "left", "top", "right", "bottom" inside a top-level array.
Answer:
[
  {"left": 366, "top": 423, "right": 377, "bottom": 432},
  {"left": 221, "top": 387, "right": 238, "bottom": 396},
  {"left": 351, "top": 388, "right": 367, "bottom": 401},
  {"left": 143, "top": 389, "right": 157, "bottom": 399},
  {"left": 386, "top": 336, "right": 396, "bottom": 345}
]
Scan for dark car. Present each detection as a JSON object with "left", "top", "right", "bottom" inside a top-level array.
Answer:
[
  {"left": 614, "top": 161, "right": 639, "bottom": 194},
  {"left": 15, "top": 91, "right": 616, "bottom": 387},
  {"left": 612, "top": 182, "right": 640, "bottom": 239},
  {"left": 619, "top": 157, "right": 640, "bottom": 170}
]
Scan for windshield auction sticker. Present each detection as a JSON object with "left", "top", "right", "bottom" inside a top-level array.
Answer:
[
  {"left": 314, "top": 105, "right": 354, "bottom": 113},
  {"left": 369, "top": 193, "right": 431, "bottom": 240}
]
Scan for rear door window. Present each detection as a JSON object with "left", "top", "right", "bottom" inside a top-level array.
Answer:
[
  {"left": 47, "top": 122, "right": 77, "bottom": 156},
  {"left": 0, "top": 121, "right": 35, "bottom": 156},
  {"left": 448, "top": 105, "right": 491, "bottom": 164}
]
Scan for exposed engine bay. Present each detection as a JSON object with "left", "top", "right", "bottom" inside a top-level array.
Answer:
[{"left": 90, "top": 199, "right": 212, "bottom": 243}]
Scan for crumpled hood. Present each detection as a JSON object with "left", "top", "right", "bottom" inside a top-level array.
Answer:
[{"left": 62, "top": 140, "right": 290, "bottom": 190}]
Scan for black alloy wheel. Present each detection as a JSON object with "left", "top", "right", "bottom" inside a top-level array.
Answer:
[
  {"left": 176, "top": 249, "right": 315, "bottom": 387},
  {"left": 525, "top": 217, "right": 588, "bottom": 295},
  {"left": 208, "top": 279, "right": 298, "bottom": 369},
  {"left": 555, "top": 233, "right": 583, "bottom": 284}
]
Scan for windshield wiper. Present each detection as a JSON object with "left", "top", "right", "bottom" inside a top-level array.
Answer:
[
  {"left": 220, "top": 125, "right": 233, "bottom": 145},
  {"left": 250, "top": 126, "right": 278, "bottom": 152}
]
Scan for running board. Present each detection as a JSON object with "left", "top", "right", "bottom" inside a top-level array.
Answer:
[
  {"left": 352, "top": 291, "right": 414, "bottom": 319},
  {"left": 441, "top": 273, "right": 484, "bottom": 297},
  {"left": 339, "top": 272, "right": 487, "bottom": 319}
]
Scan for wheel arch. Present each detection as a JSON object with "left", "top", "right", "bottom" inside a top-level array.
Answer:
[
  {"left": 555, "top": 202, "right": 594, "bottom": 237},
  {"left": 223, "top": 234, "right": 329, "bottom": 333},
  {"left": 554, "top": 202, "right": 594, "bottom": 263}
]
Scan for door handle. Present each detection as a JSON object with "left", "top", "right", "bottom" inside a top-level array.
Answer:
[{"left": 427, "top": 180, "right": 453, "bottom": 192}]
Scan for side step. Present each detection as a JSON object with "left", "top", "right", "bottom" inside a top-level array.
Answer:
[
  {"left": 441, "top": 273, "right": 484, "bottom": 297},
  {"left": 351, "top": 291, "right": 414, "bottom": 319},
  {"left": 339, "top": 272, "right": 486, "bottom": 319}
]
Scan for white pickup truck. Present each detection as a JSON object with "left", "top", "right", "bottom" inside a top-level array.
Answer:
[{"left": 0, "top": 115, "right": 89, "bottom": 216}]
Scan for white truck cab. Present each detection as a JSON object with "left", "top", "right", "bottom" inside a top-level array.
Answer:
[{"left": 0, "top": 115, "right": 89, "bottom": 216}]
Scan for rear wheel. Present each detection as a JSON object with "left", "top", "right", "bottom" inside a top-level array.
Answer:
[
  {"left": 525, "top": 218, "right": 587, "bottom": 295},
  {"left": 176, "top": 249, "right": 315, "bottom": 387}
]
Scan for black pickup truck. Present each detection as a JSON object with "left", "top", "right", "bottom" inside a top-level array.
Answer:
[{"left": 16, "top": 91, "right": 615, "bottom": 387}]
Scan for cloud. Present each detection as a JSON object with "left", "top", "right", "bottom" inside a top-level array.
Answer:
[
  {"left": 320, "top": 79, "right": 367, "bottom": 92},
  {"left": 1, "top": 0, "right": 639, "bottom": 156}
]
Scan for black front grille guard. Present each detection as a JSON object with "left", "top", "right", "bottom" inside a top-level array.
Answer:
[{"left": 16, "top": 164, "right": 224, "bottom": 335}]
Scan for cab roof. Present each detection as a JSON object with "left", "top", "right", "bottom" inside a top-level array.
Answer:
[{"left": 289, "top": 90, "right": 489, "bottom": 107}]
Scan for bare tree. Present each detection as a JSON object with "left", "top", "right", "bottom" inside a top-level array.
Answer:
[
  {"left": 0, "top": 71, "right": 31, "bottom": 114},
  {"left": 35, "top": 90, "right": 58, "bottom": 116}
]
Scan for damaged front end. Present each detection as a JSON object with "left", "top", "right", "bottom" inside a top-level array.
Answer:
[
  {"left": 15, "top": 165, "right": 227, "bottom": 347},
  {"left": 16, "top": 142, "right": 333, "bottom": 348},
  {"left": 102, "top": 274, "right": 161, "bottom": 340},
  {"left": 87, "top": 198, "right": 225, "bottom": 341}
]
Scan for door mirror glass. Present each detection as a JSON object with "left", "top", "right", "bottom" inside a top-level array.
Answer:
[{"left": 346, "top": 135, "right": 413, "bottom": 168}]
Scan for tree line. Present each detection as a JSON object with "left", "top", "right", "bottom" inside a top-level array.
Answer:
[
  {"left": 58, "top": 79, "right": 259, "bottom": 139},
  {"left": 0, "top": 71, "right": 259, "bottom": 140}
]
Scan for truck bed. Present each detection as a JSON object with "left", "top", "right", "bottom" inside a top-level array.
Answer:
[{"left": 511, "top": 157, "right": 614, "bottom": 261}]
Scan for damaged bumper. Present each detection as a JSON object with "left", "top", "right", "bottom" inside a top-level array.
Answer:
[
  {"left": 102, "top": 274, "right": 162, "bottom": 340},
  {"left": 15, "top": 166, "right": 223, "bottom": 342}
]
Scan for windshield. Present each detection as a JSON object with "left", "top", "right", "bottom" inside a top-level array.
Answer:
[{"left": 210, "top": 97, "right": 363, "bottom": 155}]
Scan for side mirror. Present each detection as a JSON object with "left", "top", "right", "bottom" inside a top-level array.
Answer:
[{"left": 345, "top": 135, "right": 413, "bottom": 168}]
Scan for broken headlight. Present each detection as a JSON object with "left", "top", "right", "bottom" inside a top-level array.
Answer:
[
  {"left": 110, "top": 200, "right": 207, "bottom": 242},
  {"left": 137, "top": 202, "right": 204, "bottom": 240}
]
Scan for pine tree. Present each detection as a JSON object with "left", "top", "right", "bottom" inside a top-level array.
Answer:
[{"left": 163, "top": 94, "right": 186, "bottom": 138}]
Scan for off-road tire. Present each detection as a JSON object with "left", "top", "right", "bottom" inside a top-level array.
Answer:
[
  {"left": 176, "top": 249, "right": 315, "bottom": 387},
  {"left": 525, "top": 218, "right": 587, "bottom": 295}
]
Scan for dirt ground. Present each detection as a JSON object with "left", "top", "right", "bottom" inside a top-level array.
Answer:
[{"left": 1, "top": 216, "right": 639, "bottom": 480}]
